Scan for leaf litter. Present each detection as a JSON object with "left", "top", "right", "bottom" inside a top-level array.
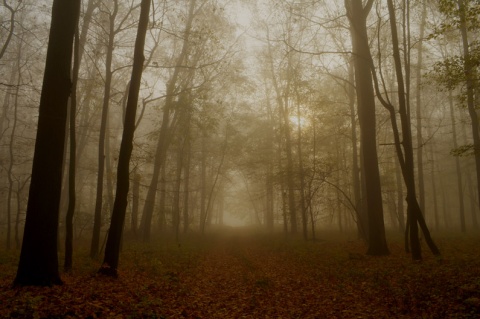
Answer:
[{"left": 0, "top": 231, "right": 479, "bottom": 318}]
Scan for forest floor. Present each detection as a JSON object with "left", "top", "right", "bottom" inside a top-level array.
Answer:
[{"left": 0, "top": 229, "right": 480, "bottom": 318}]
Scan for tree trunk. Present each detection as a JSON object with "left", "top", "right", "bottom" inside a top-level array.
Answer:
[
  {"left": 64, "top": 26, "right": 80, "bottom": 272},
  {"left": 295, "top": 89, "right": 308, "bottom": 240},
  {"left": 131, "top": 172, "right": 140, "bottom": 236},
  {"left": 415, "top": 1, "right": 427, "bottom": 216},
  {"left": 266, "top": 32, "right": 297, "bottom": 234},
  {"left": 395, "top": 156, "right": 405, "bottom": 232},
  {"left": 200, "top": 130, "right": 208, "bottom": 233},
  {"left": 448, "top": 91, "right": 466, "bottom": 232},
  {"left": 347, "top": 58, "right": 364, "bottom": 240},
  {"left": 6, "top": 38, "right": 23, "bottom": 250},
  {"left": 91, "top": 1, "right": 119, "bottom": 259},
  {"left": 457, "top": 0, "right": 480, "bottom": 218},
  {"left": 141, "top": 0, "right": 196, "bottom": 241},
  {"left": 345, "top": 0, "right": 389, "bottom": 256},
  {"left": 14, "top": 0, "right": 80, "bottom": 286},
  {"left": 99, "top": 0, "right": 151, "bottom": 277},
  {"left": 384, "top": 0, "right": 439, "bottom": 259},
  {"left": 265, "top": 94, "right": 275, "bottom": 231},
  {"left": 182, "top": 118, "right": 191, "bottom": 233}
]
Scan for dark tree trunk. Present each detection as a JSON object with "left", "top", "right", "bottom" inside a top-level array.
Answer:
[
  {"left": 345, "top": 0, "right": 389, "bottom": 256},
  {"left": 131, "top": 172, "right": 140, "bottom": 236},
  {"left": 382, "top": 0, "right": 439, "bottom": 259},
  {"left": 14, "top": 0, "right": 80, "bottom": 286},
  {"left": 99, "top": 0, "right": 151, "bottom": 277},
  {"left": 64, "top": 26, "right": 80, "bottom": 272}
]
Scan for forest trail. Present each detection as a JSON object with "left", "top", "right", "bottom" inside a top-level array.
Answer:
[
  {"left": 176, "top": 231, "right": 333, "bottom": 318},
  {"left": 1, "top": 232, "right": 480, "bottom": 318}
]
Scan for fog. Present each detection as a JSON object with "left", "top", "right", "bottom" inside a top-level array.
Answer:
[{"left": 0, "top": 0, "right": 479, "bottom": 254}]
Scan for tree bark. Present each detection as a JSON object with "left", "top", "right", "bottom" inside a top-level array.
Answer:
[
  {"left": 14, "top": 0, "right": 80, "bottom": 286},
  {"left": 345, "top": 0, "right": 389, "bottom": 256},
  {"left": 99, "top": 0, "right": 151, "bottom": 277}
]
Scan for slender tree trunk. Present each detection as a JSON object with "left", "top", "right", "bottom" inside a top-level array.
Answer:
[
  {"left": 141, "top": 0, "right": 196, "bottom": 241},
  {"left": 385, "top": 0, "right": 439, "bottom": 259},
  {"left": 395, "top": 156, "right": 405, "bottom": 232},
  {"left": 64, "top": 26, "right": 80, "bottom": 272},
  {"left": 283, "top": 84, "right": 297, "bottom": 234},
  {"left": 131, "top": 172, "right": 140, "bottom": 236},
  {"left": 182, "top": 118, "right": 191, "bottom": 233},
  {"left": 14, "top": 0, "right": 80, "bottom": 286},
  {"left": 105, "top": 115, "right": 115, "bottom": 211},
  {"left": 427, "top": 127, "right": 440, "bottom": 230},
  {"left": 415, "top": 1, "right": 427, "bottom": 215},
  {"left": 448, "top": 91, "right": 466, "bottom": 232},
  {"left": 6, "top": 37, "right": 24, "bottom": 250},
  {"left": 347, "top": 59, "right": 364, "bottom": 239},
  {"left": 457, "top": 0, "right": 480, "bottom": 216},
  {"left": 266, "top": 33, "right": 297, "bottom": 234},
  {"left": 99, "top": 0, "right": 151, "bottom": 277},
  {"left": 200, "top": 130, "right": 208, "bottom": 233},
  {"left": 265, "top": 93, "right": 275, "bottom": 231},
  {"left": 173, "top": 135, "right": 185, "bottom": 242},
  {"left": 460, "top": 112, "right": 479, "bottom": 229},
  {"left": 295, "top": 91, "right": 308, "bottom": 239},
  {"left": 91, "top": 1, "right": 119, "bottom": 258}
]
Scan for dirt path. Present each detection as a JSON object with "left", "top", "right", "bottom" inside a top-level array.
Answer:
[{"left": 174, "top": 233, "right": 378, "bottom": 318}]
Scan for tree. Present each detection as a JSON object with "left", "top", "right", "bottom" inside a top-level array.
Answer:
[
  {"left": 14, "top": 0, "right": 80, "bottom": 286},
  {"left": 140, "top": 0, "right": 196, "bottom": 241},
  {"left": 373, "top": 0, "right": 440, "bottom": 260},
  {"left": 432, "top": 0, "right": 480, "bottom": 227},
  {"left": 99, "top": 0, "right": 151, "bottom": 277},
  {"left": 65, "top": 0, "right": 98, "bottom": 271},
  {"left": 345, "top": 0, "right": 389, "bottom": 256},
  {"left": 91, "top": 0, "right": 139, "bottom": 258}
]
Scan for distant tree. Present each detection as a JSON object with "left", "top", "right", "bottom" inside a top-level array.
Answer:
[
  {"left": 99, "top": 0, "right": 151, "bottom": 277},
  {"left": 14, "top": 0, "right": 80, "bottom": 286},
  {"left": 432, "top": 0, "right": 480, "bottom": 228},
  {"left": 344, "top": 0, "right": 389, "bottom": 256},
  {"left": 140, "top": 0, "right": 196, "bottom": 241}
]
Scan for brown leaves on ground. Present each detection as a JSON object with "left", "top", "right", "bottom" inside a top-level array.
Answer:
[{"left": 1, "top": 230, "right": 480, "bottom": 318}]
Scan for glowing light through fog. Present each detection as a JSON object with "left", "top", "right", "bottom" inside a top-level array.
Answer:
[
  {"left": 223, "top": 212, "right": 247, "bottom": 227},
  {"left": 289, "top": 115, "right": 308, "bottom": 128}
]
